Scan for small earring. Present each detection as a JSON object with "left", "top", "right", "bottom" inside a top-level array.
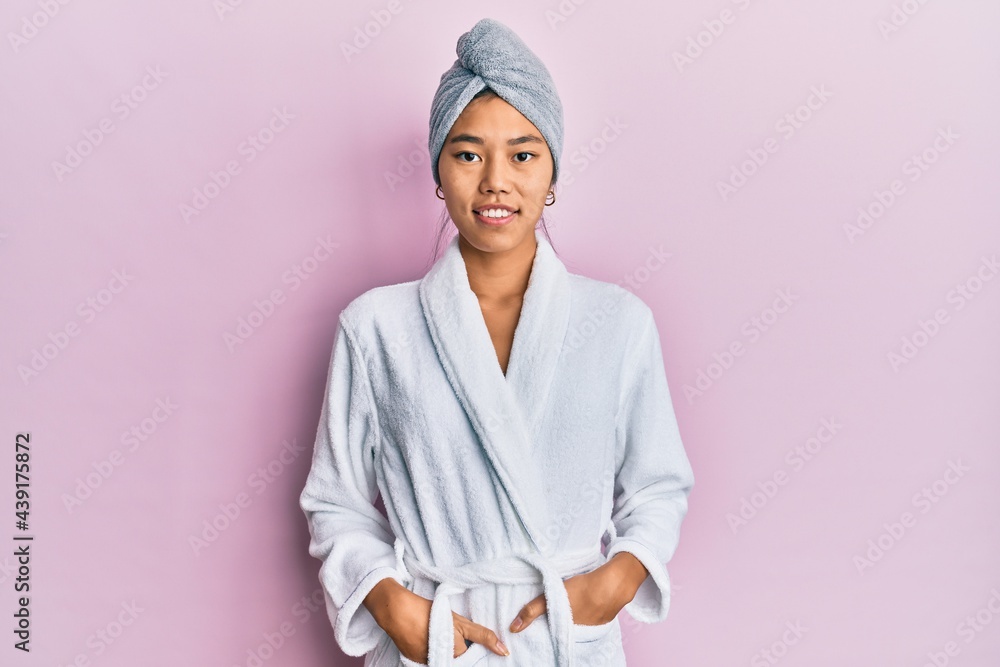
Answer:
[
  {"left": 545, "top": 190, "right": 556, "bottom": 206},
  {"left": 435, "top": 186, "right": 445, "bottom": 200}
]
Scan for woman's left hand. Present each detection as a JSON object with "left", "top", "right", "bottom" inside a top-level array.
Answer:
[{"left": 508, "top": 552, "right": 648, "bottom": 632}]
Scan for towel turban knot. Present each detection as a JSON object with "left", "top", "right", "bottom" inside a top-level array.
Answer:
[{"left": 428, "top": 18, "right": 564, "bottom": 188}]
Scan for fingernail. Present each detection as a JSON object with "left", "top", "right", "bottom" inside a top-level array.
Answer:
[
  {"left": 510, "top": 617, "right": 523, "bottom": 631},
  {"left": 496, "top": 640, "right": 509, "bottom": 656}
]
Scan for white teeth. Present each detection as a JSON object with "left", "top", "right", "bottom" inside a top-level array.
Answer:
[{"left": 479, "top": 208, "right": 514, "bottom": 218}]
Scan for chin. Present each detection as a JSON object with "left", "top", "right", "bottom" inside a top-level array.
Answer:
[{"left": 457, "top": 219, "right": 535, "bottom": 253}]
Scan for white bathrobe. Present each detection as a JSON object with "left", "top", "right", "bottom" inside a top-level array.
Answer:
[{"left": 299, "top": 229, "right": 694, "bottom": 667}]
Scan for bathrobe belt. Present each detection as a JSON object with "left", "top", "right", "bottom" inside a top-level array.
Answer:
[{"left": 394, "top": 537, "right": 608, "bottom": 667}]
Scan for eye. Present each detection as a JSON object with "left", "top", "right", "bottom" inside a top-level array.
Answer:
[
  {"left": 514, "top": 152, "right": 535, "bottom": 163},
  {"left": 456, "top": 152, "right": 480, "bottom": 163}
]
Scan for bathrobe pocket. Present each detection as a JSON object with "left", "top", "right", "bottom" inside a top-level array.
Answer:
[
  {"left": 397, "top": 641, "right": 490, "bottom": 667},
  {"left": 571, "top": 616, "right": 625, "bottom": 665},
  {"left": 367, "top": 630, "right": 394, "bottom": 666}
]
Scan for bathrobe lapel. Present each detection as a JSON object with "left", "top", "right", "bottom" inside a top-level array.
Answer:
[{"left": 418, "top": 229, "right": 570, "bottom": 555}]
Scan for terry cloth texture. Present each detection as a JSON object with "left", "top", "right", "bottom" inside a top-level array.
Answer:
[
  {"left": 299, "top": 229, "right": 695, "bottom": 666},
  {"left": 428, "top": 17, "right": 565, "bottom": 188}
]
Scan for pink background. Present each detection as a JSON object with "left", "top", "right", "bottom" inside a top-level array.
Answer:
[{"left": 2, "top": 1, "right": 999, "bottom": 665}]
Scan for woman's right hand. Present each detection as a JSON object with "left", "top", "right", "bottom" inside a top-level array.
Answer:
[{"left": 363, "top": 578, "right": 510, "bottom": 662}]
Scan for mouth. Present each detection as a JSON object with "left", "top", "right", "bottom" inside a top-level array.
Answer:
[{"left": 473, "top": 206, "right": 519, "bottom": 226}]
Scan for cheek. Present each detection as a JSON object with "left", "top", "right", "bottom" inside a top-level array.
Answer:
[
  {"left": 441, "top": 163, "right": 474, "bottom": 188},
  {"left": 527, "top": 181, "right": 551, "bottom": 206}
]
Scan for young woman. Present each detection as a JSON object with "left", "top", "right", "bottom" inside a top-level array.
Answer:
[{"left": 299, "top": 18, "right": 695, "bottom": 667}]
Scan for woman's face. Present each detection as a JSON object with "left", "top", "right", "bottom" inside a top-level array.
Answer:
[{"left": 437, "top": 95, "right": 554, "bottom": 255}]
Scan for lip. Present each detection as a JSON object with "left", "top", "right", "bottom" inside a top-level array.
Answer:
[{"left": 473, "top": 206, "right": 518, "bottom": 226}]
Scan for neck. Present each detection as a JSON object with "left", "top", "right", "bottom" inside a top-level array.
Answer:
[{"left": 458, "top": 232, "right": 537, "bottom": 306}]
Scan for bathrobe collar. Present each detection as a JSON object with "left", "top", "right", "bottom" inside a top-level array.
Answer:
[{"left": 418, "top": 228, "right": 570, "bottom": 555}]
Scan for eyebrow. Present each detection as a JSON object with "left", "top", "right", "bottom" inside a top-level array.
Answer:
[{"left": 448, "top": 134, "right": 545, "bottom": 147}]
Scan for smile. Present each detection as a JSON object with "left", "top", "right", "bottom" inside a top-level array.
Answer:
[{"left": 473, "top": 207, "right": 518, "bottom": 226}]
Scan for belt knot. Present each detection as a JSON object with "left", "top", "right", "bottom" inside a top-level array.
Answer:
[{"left": 393, "top": 537, "right": 606, "bottom": 667}]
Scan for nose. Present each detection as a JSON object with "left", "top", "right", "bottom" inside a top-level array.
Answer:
[{"left": 479, "top": 154, "right": 511, "bottom": 195}]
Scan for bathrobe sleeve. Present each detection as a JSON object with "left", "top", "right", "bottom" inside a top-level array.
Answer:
[
  {"left": 605, "top": 306, "right": 695, "bottom": 623},
  {"left": 299, "top": 315, "right": 407, "bottom": 657}
]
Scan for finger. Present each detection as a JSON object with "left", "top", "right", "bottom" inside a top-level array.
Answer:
[
  {"left": 452, "top": 612, "right": 476, "bottom": 657},
  {"left": 510, "top": 593, "right": 546, "bottom": 633},
  {"left": 465, "top": 621, "right": 509, "bottom": 657},
  {"left": 452, "top": 619, "right": 467, "bottom": 657}
]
